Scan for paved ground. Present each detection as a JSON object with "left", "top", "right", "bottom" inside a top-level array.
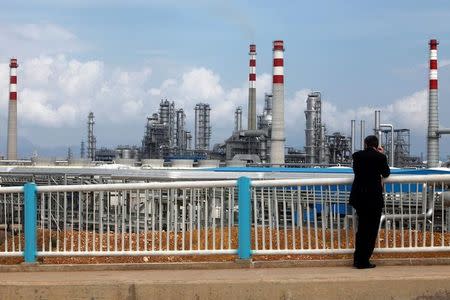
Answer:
[{"left": 1, "top": 263, "right": 450, "bottom": 299}]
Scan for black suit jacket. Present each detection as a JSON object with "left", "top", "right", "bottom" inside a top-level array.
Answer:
[{"left": 349, "top": 147, "right": 390, "bottom": 210}]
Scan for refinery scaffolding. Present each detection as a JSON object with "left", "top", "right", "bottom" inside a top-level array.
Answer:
[
  {"left": 381, "top": 128, "right": 421, "bottom": 167},
  {"left": 224, "top": 93, "right": 272, "bottom": 163},
  {"left": 87, "top": 112, "right": 97, "bottom": 161},
  {"left": 141, "top": 99, "right": 194, "bottom": 159},
  {"left": 194, "top": 103, "right": 211, "bottom": 151},
  {"left": 304, "top": 92, "right": 329, "bottom": 164},
  {"left": 326, "top": 132, "right": 351, "bottom": 164}
]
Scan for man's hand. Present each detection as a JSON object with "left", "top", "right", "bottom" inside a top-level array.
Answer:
[{"left": 376, "top": 146, "right": 384, "bottom": 154}]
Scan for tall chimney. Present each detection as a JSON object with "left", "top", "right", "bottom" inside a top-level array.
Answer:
[
  {"left": 7, "top": 58, "right": 18, "bottom": 160},
  {"left": 360, "top": 120, "right": 365, "bottom": 150},
  {"left": 427, "top": 39, "right": 439, "bottom": 168},
  {"left": 87, "top": 112, "right": 96, "bottom": 161},
  {"left": 235, "top": 106, "right": 243, "bottom": 132},
  {"left": 270, "top": 40, "right": 285, "bottom": 165},
  {"left": 374, "top": 110, "right": 381, "bottom": 144},
  {"left": 351, "top": 120, "right": 356, "bottom": 154},
  {"left": 248, "top": 44, "right": 257, "bottom": 130}
]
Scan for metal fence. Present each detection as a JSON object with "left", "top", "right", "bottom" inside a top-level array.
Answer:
[
  {"left": 1, "top": 174, "right": 450, "bottom": 262},
  {"left": 251, "top": 175, "right": 450, "bottom": 255},
  {"left": 35, "top": 181, "right": 238, "bottom": 257},
  {"left": 0, "top": 186, "right": 24, "bottom": 256}
]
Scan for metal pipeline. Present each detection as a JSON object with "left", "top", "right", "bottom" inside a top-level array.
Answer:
[
  {"left": 239, "top": 129, "right": 268, "bottom": 137},
  {"left": 437, "top": 128, "right": 450, "bottom": 134},
  {"left": 380, "top": 183, "right": 433, "bottom": 225},
  {"left": 374, "top": 110, "right": 381, "bottom": 142},
  {"left": 380, "top": 123, "right": 394, "bottom": 167}
]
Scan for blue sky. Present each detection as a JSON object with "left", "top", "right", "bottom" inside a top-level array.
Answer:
[{"left": 0, "top": 0, "right": 449, "bottom": 159}]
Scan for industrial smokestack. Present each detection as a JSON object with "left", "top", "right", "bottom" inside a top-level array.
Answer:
[
  {"left": 87, "top": 112, "right": 96, "bottom": 161},
  {"left": 351, "top": 120, "right": 356, "bottom": 154},
  {"left": 248, "top": 44, "right": 257, "bottom": 130},
  {"left": 360, "top": 120, "right": 365, "bottom": 150},
  {"left": 235, "top": 106, "right": 243, "bottom": 132},
  {"left": 374, "top": 110, "right": 381, "bottom": 144},
  {"left": 7, "top": 58, "right": 18, "bottom": 160},
  {"left": 427, "top": 39, "right": 439, "bottom": 168},
  {"left": 270, "top": 40, "right": 285, "bottom": 165}
]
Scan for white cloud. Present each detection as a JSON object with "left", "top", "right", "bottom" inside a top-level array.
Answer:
[
  {"left": 0, "top": 23, "right": 86, "bottom": 57},
  {"left": 0, "top": 55, "right": 153, "bottom": 131},
  {"left": 180, "top": 68, "right": 224, "bottom": 100},
  {"left": 14, "top": 23, "right": 77, "bottom": 42},
  {"left": 320, "top": 89, "right": 428, "bottom": 135}
]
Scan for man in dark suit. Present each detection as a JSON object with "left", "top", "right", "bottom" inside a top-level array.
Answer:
[{"left": 349, "top": 135, "right": 390, "bottom": 269}]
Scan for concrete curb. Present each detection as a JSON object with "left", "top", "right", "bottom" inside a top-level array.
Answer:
[{"left": 1, "top": 257, "right": 450, "bottom": 272}]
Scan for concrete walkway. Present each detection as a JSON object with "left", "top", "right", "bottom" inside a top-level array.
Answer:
[{"left": 1, "top": 264, "right": 450, "bottom": 300}]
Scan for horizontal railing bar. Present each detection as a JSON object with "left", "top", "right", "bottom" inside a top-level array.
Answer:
[
  {"left": 251, "top": 174, "right": 450, "bottom": 187},
  {"left": 253, "top": 247, "right": 450, "bottom": 255},
  {"left": 37, "top": 250, "right": 237, "bottom": 256},
  {"left": 36, "top": 180, "right": 237, "bottom": 192},
  {"left": 0, "top": 174, "right": 448, "bottom": 193},
  {"left": 0, "top": 252, "right": 23, "bottom": 257},
  {"left": 0, "top": 186, "right": 24, "bottom": 193}
]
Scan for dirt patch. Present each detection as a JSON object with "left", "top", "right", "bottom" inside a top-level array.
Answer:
[{"left": 1, "top": 227, "right": 450, "bottom": 265}]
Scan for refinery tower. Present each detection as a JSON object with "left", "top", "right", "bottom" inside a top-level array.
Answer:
[{"left": 7, "top": 58, "right": 19, "bottom": 160}]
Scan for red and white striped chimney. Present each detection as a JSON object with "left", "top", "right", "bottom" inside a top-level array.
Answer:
[
  {"left": 7, "top": 58, "right": 18, "bottom": 160},
  {"left": 248, "top": 44, "right": 257, "bottom": 130},
  {"left": 270, "top": 40, "right": 285, "bottom": 165},
  {"left": 427, "top": 39, "right": 439, "bottom": 168}
]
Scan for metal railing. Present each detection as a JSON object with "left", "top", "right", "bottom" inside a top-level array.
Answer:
[
  {"left": 251, "top": 175, "right": 450, "bottom": 255},
  {"left": 35, "top": 181, "right": 238, "bottom": 257},
  {"left": 0, "top": 174, "right": 450, "bottom": 263},
  {"left": 0, "top": 186, "right": 24, "bottom": 257}
]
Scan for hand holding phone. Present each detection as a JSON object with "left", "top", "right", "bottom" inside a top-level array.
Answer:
[{"left": 376, "top": 146, "right": 384, "bottom": 154}]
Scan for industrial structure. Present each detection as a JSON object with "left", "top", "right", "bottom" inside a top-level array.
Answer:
[
  {"left": 225, "top": 93, "right": 271, "bottom": 162},
  {"left": 7, "top": 58, "right": 18, "bottom": 160},
  {"left": 325, "top": 132, "right": 351, "bottom": 164},
  {"left": 224, "top": 43, "right": 355, "bottom": 166},
  {"left": 194, "top": 103, "right": 211, "bottom": 151},
  {"left": 303, "top": 92, "right": 352, "bottom": 165},
  {"left": 257, "top": 93, "right": 272, "bottom": 130},
  {"left": 80, "top": 140, "right": 85, "bottom": 159},
  {"left": 141, "top": 99, "right": 195, "bottom": 159},
  {"left": 248, "top": 44, "right": 257, "bottom": 130},
  {"left": 427, "top": 39, "right": 450, "bottom": 168},
  {"left": 234, "top": 107, "right": 243, "bottom": 132},
  {"left": 87, "top": 112, "right": 96, "bottom": 161},
  {"left": 304, "top": 92, "right": 326, "bottom": 164},
  {"left": 381, "top": 128, "right": 421, "bottom": 167},
  {"left": 270, "top": 40, "right": 286, "bottom": 165},
  {"left": 1, "top": 39, "right": 447, "bottom": 168},
  {"left": 224, "top": 45, "right": 271, "bottom": 163}
]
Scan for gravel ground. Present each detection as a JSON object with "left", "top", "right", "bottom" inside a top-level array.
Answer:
[{"left": 1, "top": 227, "right": 450, "bottom": 265}]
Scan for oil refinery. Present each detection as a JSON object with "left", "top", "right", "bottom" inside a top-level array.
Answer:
[{"left": 0, "top": 39, "right": 449, "bottom": 171}]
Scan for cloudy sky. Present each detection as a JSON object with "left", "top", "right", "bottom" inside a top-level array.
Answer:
[{"left": 0, "top": 0, "right": 450, "bottom": 159}]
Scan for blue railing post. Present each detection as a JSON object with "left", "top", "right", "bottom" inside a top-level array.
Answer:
[
  {"left": 24, "top": 182, "right": 37, "bottom": 263},
  {"left": 238, "top": 176, "right": 252, "bottom": 260}
]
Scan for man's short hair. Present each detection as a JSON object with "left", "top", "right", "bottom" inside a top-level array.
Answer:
[{"left": 364, "top": 135, "right": 379, "bottom": 149}]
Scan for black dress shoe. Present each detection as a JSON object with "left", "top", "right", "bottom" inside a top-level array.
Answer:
[{"left": 353, "top": 263, "right": 376, "bottom": 269}]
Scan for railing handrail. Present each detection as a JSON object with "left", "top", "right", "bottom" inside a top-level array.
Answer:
[
  {"left": 0, "top": 186, "right": 23, "bottom": 193},
  {"left": 35, "top": 180, "right": 237, "bottom": 193},
  {"left": 1, "top": 174, "right": 449, "bottom": 194},
  {"left": 251, "top": 174, "right": 450, "bottom": 187}
]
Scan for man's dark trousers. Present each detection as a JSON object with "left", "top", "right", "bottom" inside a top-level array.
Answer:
[{"left": 354, "top": 207, "right": 382, "bottom": 265}]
